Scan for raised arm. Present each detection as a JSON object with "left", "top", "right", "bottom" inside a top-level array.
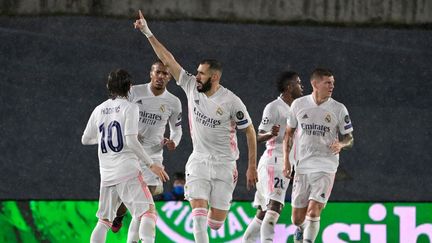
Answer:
[
  {"left": 244, "top": 124, "right": 258, "bottom": 190},
  {"left": 134, "top": 10, "right": 183, "bottom": 81}
]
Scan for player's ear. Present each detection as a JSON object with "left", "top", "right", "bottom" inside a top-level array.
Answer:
[{"left": 211, "top": 71, "right": 220, "bottom": 82}]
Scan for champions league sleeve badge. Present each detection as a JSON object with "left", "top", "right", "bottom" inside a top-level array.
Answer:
[{"left": 236, "top": 111, "right": 244, "bottom": 120}]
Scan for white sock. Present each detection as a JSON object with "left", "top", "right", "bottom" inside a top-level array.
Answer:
[
  {"left": 261, "top": 210, "right": 280, "bottom": 243},
  {"left": 192, "top": 208, "right": 209, "bottom": 243},
  {"left": 139, "top": 211, "right": 157, "bottom": 243},
  {"left": 242, "top": 216, "right": 262, "bottom": 243},
  {"left": 304, "top": 216, "right": 320, "bottom": 243},
  {"left": 126, "top": 217, "right": 140, "bottom": 243},
  {"left": 90, "top": 220, "right": 110, "bottom": 243}
]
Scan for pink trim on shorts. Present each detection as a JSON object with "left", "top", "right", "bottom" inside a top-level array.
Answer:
[
  {"left": 268, "top": 165, "right": 275, "bottom": 193},
  {"left": 192, "top": 208, "right": 208, "bottom": 217},
  {"left": 138, "top": 173, "right": 153, "bottom": 199},
  {"left": 266, "top": 137, "right": 276, "bottom": 157},
  {"left": 140, "top": 211, "right": 157, "bottom": 224},
  {"left": 99, "top": 219, "right": 112, "bottom": 228}
]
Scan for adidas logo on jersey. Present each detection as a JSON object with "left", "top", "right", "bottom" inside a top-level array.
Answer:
[
  {"left": 302, "top": 114, "right": 308, "bottom": 119},
  {"left": 194, "top": 99, "right": 199, "bottom": 105}
]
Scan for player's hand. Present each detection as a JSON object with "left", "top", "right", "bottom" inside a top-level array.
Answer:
[
  {"left": 270, "top": 125, "right": 280, "bottom": 137},
  {"left": 150, "top": 164, "right": 170, "bottom": 182},
  {"left": 133, "top": 10, "right": 153, "bottom": 37},
  {"left": 246, "top": 166, "right": 258, "bottom": 190},
  {"left": 163, "top": 138, "right": 176, "bottom": 151},
  {"left": 283, "top": 164, "right": 292, "bottom": 179},
  {"left": 330, "top": 140, "right": 343, "bottom": 154}
]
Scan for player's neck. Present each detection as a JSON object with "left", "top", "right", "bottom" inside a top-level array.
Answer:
[
  {"left": 204, "top": 84, "right": 221, "bottom": 97},
  {"left": 280, "top": 93, "right": 294, "bottom": 106},
  {"left": 150, "top": 86, "right": 165, "bottom": 96},
  {"left": 312, "top": 91, "right": 330, "bottom": 105}
]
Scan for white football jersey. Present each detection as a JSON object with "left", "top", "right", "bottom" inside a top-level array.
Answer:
[
  {"left": 258, "top": 97, "right": 291, "bottom": 158},
  {"left": 82, "top": 98, "right": 141, "bottom": 186},
  {"left": 288, "top": 95, "right": 353, "bottom": 174},
  {"left": 177, "top": 69, "right": 252, "bottom": 161},
  {"left": 128, "top": 83, "right": 182, "bottom": 163}
]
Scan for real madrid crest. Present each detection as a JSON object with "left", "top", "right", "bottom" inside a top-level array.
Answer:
[
  {"left": 160, "top": 104, "right": 166, "bottom": 112},
  {"left": 216, "top": 107, "right": 223, "bottom": 115},
  {"left": 325, "top": 114, "right": 331, "bottom": 123}
]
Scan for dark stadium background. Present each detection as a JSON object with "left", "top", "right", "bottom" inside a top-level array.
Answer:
[{"left": 0, "top": 16, "right": 431, "bottom": 202}]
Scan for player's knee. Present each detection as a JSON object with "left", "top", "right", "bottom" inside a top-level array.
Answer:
[
  {"left": 267, "top": 200, "right": 283, "bottom": 214},
  {"left": 256, "top": 207, "right": 266, "bottom": 220},
  {"left": 291, "top": 215, "right": 305, "bottom": 226},
  {"left": 208, "top": 218, "right": 224, "bottom": 230}
]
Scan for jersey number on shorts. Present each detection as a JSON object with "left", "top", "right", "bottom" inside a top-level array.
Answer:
[
  {"left": 99, "top": 121, "right": 123, "bottom": 153},
  {"left": 274, "top": 177, "right": 285, "bottom": 189}
]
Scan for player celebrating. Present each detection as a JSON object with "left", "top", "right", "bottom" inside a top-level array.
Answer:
[
  {"left": 283, "top": 68, "right": 354, "bottom": 243},
  {"left": 110, "top": 60, "right": 182, "bottom": 241},
  {"left": 81, "top": 69, "right": 169, "bottom": 243},
  {"left": 243, "top": 71, "right": 303, "bottom": 242},
  {"left": 133, "top": 10, "right": 258, "bottom": 243}
]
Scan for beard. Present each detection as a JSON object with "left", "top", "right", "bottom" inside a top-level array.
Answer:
[{"left": 197, "top": 77, "right": 212, "bottom": 93}]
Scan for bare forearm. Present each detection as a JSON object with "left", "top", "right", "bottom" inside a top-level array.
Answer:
[
  {"left": 245, "top": 125, "right": 257, "bottom": 168},
  {"left": 340, "top": 133, "right": 354, "bottom": 150},
  {"left": 283, "top": 128, "right": 294, "bottom": 167},
  {"left": 257, "top": 132, "right": 273, "bottom": 143}
]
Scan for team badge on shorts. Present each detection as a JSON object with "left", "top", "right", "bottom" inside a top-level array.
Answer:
[
  {"left": 236, "top": 111, "right": 244, "bottom": 120},
  {"left": 160, "top": 105, "right": 166, "bottom": 112},
  {"left": 325, "top": 114, "right": 331, "bottom": 123}
]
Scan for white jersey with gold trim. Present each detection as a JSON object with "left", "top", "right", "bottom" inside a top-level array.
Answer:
[
  {"left": 177, "top": 69, "right": 252, "bottom": 162},
  {"left": 288, "top": 95, "right": 353, "bottom": 174},
  {"left": 82, "top": 98, "right": 141, "bottom": 186},
  {"left": 128, "top": 83, "right": 182, "bottom": 163}
]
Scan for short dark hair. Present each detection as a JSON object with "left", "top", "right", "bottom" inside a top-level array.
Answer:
[
  {"left": 311, "top": 68, "right": 333, "bottom": 81},
  {"left": 200, "top": 59, "right": 223, "bottom": 73},
  {"left": 152, "top": 59, "right": 165, "bottom": 66},
  {"left": 276, "top": 71, "right": 299, "bottom": 93},
  {"left": 107, "top": 69, "right": 132, "bottom": 98},
  {"left": 173, "top": 172, "right": 185, "bottom": 182}
]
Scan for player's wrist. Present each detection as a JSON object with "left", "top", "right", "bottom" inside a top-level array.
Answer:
[{"left": 139, "top": 23, "right": 153, "bottom": 38}]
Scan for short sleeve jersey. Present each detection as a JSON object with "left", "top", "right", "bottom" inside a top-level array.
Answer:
[
  {"left": 128, "top": 84, "right": 182, "bottom": 162},
  {"left": 177, "top": 69, "right": 252, "bottom": 161},
  {"left": 258, "top": 97, "right": 291, "bottom": 158},
  {"left": 82, "top": 98, "right": 141, "bottom": 186},
  {"left": 288, "top": 95, "right": 353, "bottom": 173}
]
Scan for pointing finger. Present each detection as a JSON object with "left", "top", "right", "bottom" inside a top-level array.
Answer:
[{"left": 139, "top": 10, "right": 144, "bottom": 19}]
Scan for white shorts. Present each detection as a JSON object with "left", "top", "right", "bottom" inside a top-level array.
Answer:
[
  {"left": 184, "top": 153, "right": 237, "bottom": 211},
  {"left": 291, "top": 172, "right": 335, "bottom": 208},
  {"left": 96, "top": 173, "right": 154, "bottom": 222},
  {"left": 253, "top": 155, "right": 290, "bottom": 211}
]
